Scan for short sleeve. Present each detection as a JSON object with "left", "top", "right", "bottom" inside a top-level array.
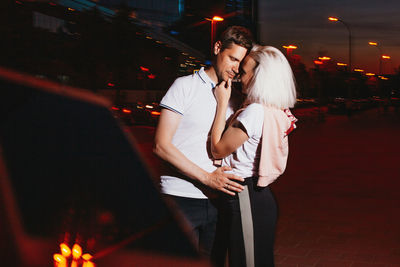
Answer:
[
  {"left": 160, "top": 77, "right": 187, "bottom": 115},
  {"left": 236, "top": 103, "right": 264, "bottom": 138}
]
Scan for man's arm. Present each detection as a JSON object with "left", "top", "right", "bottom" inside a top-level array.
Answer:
[{"left": 153, "top": 108, "right": 244, "bottom": 195}]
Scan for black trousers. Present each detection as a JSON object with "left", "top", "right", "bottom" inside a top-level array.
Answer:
[
  {"left": 213, "top": 177, "right": 277, "bottom": 267},
  {"left": 167, "top": 195, "right": 218, "bottom": 258}
]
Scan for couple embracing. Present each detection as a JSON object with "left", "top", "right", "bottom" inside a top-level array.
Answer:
[{"left": 154, "top": 26, "right": 297, "bottom": 267}]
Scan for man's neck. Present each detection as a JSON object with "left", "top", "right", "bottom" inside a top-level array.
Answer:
[{"left": 204, "top": 66, "right": 218, "bottom": 85}]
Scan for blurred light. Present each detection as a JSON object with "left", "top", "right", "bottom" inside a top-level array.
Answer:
[
  {"left": 337, "top": 63, "right": 347, "bottom": 66},
  {"left": 122, "top": 108, "right": 132, "bottom": 114},
  {"left": 169, "top": 30, "right": 179, "bottom": 35},
  {"left": 366, "top": 73, "right": 375, "bottom": 76},
  {"left": 378, "top": 76, "right": 389, "bottom": 80},
  {"left": 146, "top": 36, "right": 152, "bottom": 39},
  {"left": 314, "top": 60, "right": 323, "bottom": 65},
  {"left": 368, "top": 41, "right": 378, "bottom": 46},
  {"left": 111, "top": 106, "right": 119, "bottom": 111},
  {"left": 318, "top": 56, "right": 331, "bottom": 60},
  {"left": 68, "top": 8, "right": 75, "bottom": 11},
  {"left": 189, "top": 56, "right": 196, "bottom": 59},
  {"left": 354, "top": 69, "right": 364, "bottom": 72},
  {"left": 147, "top": 74, "right": 156, "bottom": 79},
  {"left": 282, "top": 45, "right": 297, "bottom": 49},
  {"left": 328, "top": 17, "right": 339, "bottom": 21},
  {"left": 82, "top": 254, "right": 93, "bottom": 261},
  {"left": 107, "top": 82, "right": 115, "bottom": 87},
  {"left": 60, "top": 243, "right": 71, "bottom": 258},
  {"left": 151, "top": 111, "right": 161, "bottom": 116},
  {"left": 212, "top": 16, "right": 224, "bottom": 21},
  {"left": 164, "top": 57, "right": 172, "bottom": 60},
  {"left": 82, "top": 261, "right": 95, "bottom": 267},
  {"left": 140, "top": 66, "right": 149, "bottom": 72},
  {"left": 181, "top": 52, "right": 189, "bottom": 56},
  {"left": 382, "top": 55, "right": 391, "bottom": 59},
  {"left": 145, "top": 105, "right": 154, "bottom": 109},
  {"left": 155, "top": 40, "right": 163, "bottom": 44},
  {"left": 53, "top": 254, "right": 67, "bottom": 267},
  {"left": 72, "top": 244, "right": 82, "bottom": 259}
]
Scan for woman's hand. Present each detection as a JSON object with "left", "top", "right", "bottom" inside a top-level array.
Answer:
[{"left": 214, "top": 78, "right": 232, "bottom": 106}]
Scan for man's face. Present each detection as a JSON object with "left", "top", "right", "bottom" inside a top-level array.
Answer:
[{"left": 214, "top": 42, "right": 248, "bottom": 82}]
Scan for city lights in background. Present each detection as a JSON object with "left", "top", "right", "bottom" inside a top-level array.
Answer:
[
  {"left": 337, "top": 63, "right": 348, "bottom": 66},
  {"left": 328, "top": 16, "right": 352, "bottom": 72},
  {"left": 318, "top": 56, "right": 331, "bottom": 61},
  {"left": 211, "top": 16, "right": 224, "bottom": 22},
  {"left": 206, "top": 15, "right": 224, "bottom": 51},
  {"left": 282, "top": 45, "right": 298, "bottom": 56},
  {"left": 354, "top": 68, "right": 364, "bottom": 72}
]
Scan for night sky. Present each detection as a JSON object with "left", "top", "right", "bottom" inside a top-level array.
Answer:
[
  {"left": 259, "top": 0, "right": 400, "bottom": 74},
  {"left": 95, "top": 0, "right": 399, "bottom": 74}
]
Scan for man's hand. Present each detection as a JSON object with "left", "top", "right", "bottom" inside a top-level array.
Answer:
[{"left": 203, "top": 166, "right": 244, "bottom": 196}]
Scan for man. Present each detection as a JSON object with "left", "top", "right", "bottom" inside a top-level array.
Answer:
[{"left": 153, "top": 26, "right": 253, "bottom": 257}]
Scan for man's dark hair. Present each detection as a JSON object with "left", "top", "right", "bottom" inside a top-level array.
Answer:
[{"left": 218, "top": 26, "right": 254, "bottom": 52}]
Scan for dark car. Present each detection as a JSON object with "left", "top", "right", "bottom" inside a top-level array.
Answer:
[{"left": 0, "top": 67, "right": 210, "bottom": 267}]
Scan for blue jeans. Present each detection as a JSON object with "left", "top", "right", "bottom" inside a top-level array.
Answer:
[{"left": 167, "top": 195, "right": 218, "bottom": 258}]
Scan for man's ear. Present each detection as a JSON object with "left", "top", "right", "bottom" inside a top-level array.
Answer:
[{"left": 214, "top": 41, "right": 222, "bottom": 55}]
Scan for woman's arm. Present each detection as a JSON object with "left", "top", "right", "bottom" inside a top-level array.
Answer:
[{"left": 211, "top": 80, "right": 249, "bottom": 159}]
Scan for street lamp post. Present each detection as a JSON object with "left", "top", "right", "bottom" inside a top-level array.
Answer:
[
  {"left": 368, "top": 41, "right": 383, "bottom": 75},
  {"left": 206, "top": 16, "right": 224, "bottom": 52},
  {"left": 282, "top": 45, "right": 297, "bottom": 56},
  {"left": 329, "top": 17, "right": 352, "bottom": 73}
]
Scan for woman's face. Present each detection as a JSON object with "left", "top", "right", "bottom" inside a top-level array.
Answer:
[{"left": 240, "top": 55, "right": 257, "bottom": 95}]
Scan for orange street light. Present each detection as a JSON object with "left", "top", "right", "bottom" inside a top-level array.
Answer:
[
  {"left": 365, "top": 73, "right": 375, "bottom": 76},
  {"left": 337, "top": 62, "right": 347, "bottom": 66},
  {"left": 329, "top": 16, "right": 352, "bottom": 72},
  {"left": 318, "top": 56, "right": 331, "bottom": 61},
  {"left": 212, "top": 16, "right": 224, "bottom": 22},
  {"left": 354, "top": 68, "right": 364, "bottom": 72},
  {"left": 368, "top": 41, "right": 378, "bottom": 46},
  {"left": 382, "top": 55, "right": 391, "bottom": 59},
  {"left": 282, "top": 45, "right": 297, "bottom": 56},
  {"left": 206, "top": 16, "right": 224, "bottom": 52}
]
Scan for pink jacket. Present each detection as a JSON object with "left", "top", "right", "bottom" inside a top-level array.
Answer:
[{"left": 257, "top": 107, "right": 297, "bottom": 187}]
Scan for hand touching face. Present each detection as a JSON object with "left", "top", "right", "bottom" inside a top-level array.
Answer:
[{"left": 214, "top": 78, "right": 232, "bottom": 106}]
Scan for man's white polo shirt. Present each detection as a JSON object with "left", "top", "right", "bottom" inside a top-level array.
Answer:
[{"left": 159, "top": 67, "right": 217, "bottom": 199}]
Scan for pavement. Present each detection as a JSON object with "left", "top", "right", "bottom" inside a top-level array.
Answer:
[{"left": 129, "top": 107, "right": 400, "bottom": 267}]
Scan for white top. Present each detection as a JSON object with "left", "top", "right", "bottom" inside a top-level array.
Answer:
[
  {"left": 223, "top": 103, "right": 264, "bottom": 179},
  {"left": 159, "top": 68, "right": 218, "bottom": 199}
]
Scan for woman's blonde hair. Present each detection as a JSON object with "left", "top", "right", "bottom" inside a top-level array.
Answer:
[{"left": 245, "top": 45, "right": 297, "bottom": 109}]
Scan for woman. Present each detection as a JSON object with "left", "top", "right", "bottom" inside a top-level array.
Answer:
[{"left": 211, "top": 45, "right": 297, "bottom": 267}]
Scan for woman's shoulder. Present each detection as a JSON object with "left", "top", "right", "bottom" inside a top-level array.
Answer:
[
  {"left": 238, "top": 103, "right": 264, "bottom": 121},
  {"left": 244, "top": 102, "right": 264, "bottom": 113}
]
